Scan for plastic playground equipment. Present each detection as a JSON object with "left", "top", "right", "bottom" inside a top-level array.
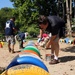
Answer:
[
  {"left": 1, "top": 41, "right": 50, "bottom": 75},
  {"left": 60, "top": 37, "right": 75, "bottom": 44}
]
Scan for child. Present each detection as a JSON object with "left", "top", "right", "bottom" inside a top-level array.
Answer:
[{"left": 16, "top": 31, "right": 25, "bottom": 49}]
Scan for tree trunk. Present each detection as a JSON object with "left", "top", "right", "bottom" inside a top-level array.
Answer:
[
  {"left": 62, "top": 0, "right": 65, "bottom": 20},
  {"left": 74, "top": 0, "right": 75, "bottom": 18},
  {"left": 66, "top": 0, "right": 72, "bottom": 37},
  {"left": 70, "top": 0, "right": 72, "bottom": 22}
]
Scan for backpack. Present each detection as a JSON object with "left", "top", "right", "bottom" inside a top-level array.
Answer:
[{"left": 5, "top": 20, "right": 13, "bottom": 35}]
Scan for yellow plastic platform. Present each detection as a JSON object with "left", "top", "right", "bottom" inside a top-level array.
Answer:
[{"left": 1, "top": 65, "right": 50, "bottom": 75}]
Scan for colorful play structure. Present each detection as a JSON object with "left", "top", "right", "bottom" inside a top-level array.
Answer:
[
  {"left": 1, "top": 41, "right": 50, "bottom": 75},
  {"left": 60, "top": 37, "right": 75, "bottom": 44},
  {"left": 0, "top": 42, "right": 4, "bottom": 48}
]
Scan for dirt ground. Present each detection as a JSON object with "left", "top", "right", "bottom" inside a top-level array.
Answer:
[{"left": 0, "top": 40, "right": 75, "bottom": 75}]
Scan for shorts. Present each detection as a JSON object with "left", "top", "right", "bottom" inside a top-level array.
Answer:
[
  {"left": 54, "top": 34, "right": 59, "bottom": 42},
  {"left": 49, "top": 32, "right": 59, "bottom": 42},
  {"left": 5, "top": 35, "right": 15, "bottom": 45}
]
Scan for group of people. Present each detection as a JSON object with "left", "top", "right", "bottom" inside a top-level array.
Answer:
[{"left": 5, "top": 15, "right": 65, "bottom": 65}]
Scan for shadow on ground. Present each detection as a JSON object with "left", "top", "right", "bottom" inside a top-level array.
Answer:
[
  {"left": 0, "top": 67, "right": 5, "bottom": 74},
  {"left": 15, "top": 50, "right": 21, "bottom": 53},
  {"left": 61, "top": 45, "right": 75, "bottom": 53},
  {"left": 59, "top": 56, "right": 75, "bottom": 63}
]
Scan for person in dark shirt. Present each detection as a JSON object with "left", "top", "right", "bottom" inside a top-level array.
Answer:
[
  {"left": 38, "top": 15, "right": 65, "bottom": 64},
  {"left": 17, "top": 31, "right": 25, "bottom": 49},
  {"left": 5, "top": 17, "right": 16, "bottom": 53}
]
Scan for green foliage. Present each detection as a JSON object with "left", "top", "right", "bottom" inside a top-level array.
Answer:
[
  {"left": 72, "top": 18, "right": 75, "bottom": 32},
  {"left": 9, "top": 0, "right": 58, "bottom": 32},
  {"left": 72, "top": 18, "right": 75, "bottom": 25},
  {"left": 0, "top": 7, "right": 14, "bottom": 33},
  {"left": 36, "top": 0, "right": 57, "bottom": 15},
  {"left": 0, "top": 0, "right": 74, "bottom": 36},
  {"left": 27, "top": 24, "right": 39, "bottom": 37},
  {"left": 0, "top": 33, "right": 5, "bottom": 41}
]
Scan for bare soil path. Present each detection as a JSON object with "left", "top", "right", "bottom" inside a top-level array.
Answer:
[{"left": 0, "top": 40, "right": 75, "bottom": 75}]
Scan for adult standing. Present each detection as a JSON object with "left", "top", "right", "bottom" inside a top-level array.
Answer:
[
  {"left": 38, "top": 15, "right": 65, "bottom": 64},
  {"left": 5, "top": 17, "right": 16, "bottom": 53}
]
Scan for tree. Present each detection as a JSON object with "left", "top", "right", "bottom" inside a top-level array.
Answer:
[
  {"left": 10, "top": 0, "right": 58, "bottom": 33},
  {"left": 66, "top": 0, "right": 72, "bottom": 37}
]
